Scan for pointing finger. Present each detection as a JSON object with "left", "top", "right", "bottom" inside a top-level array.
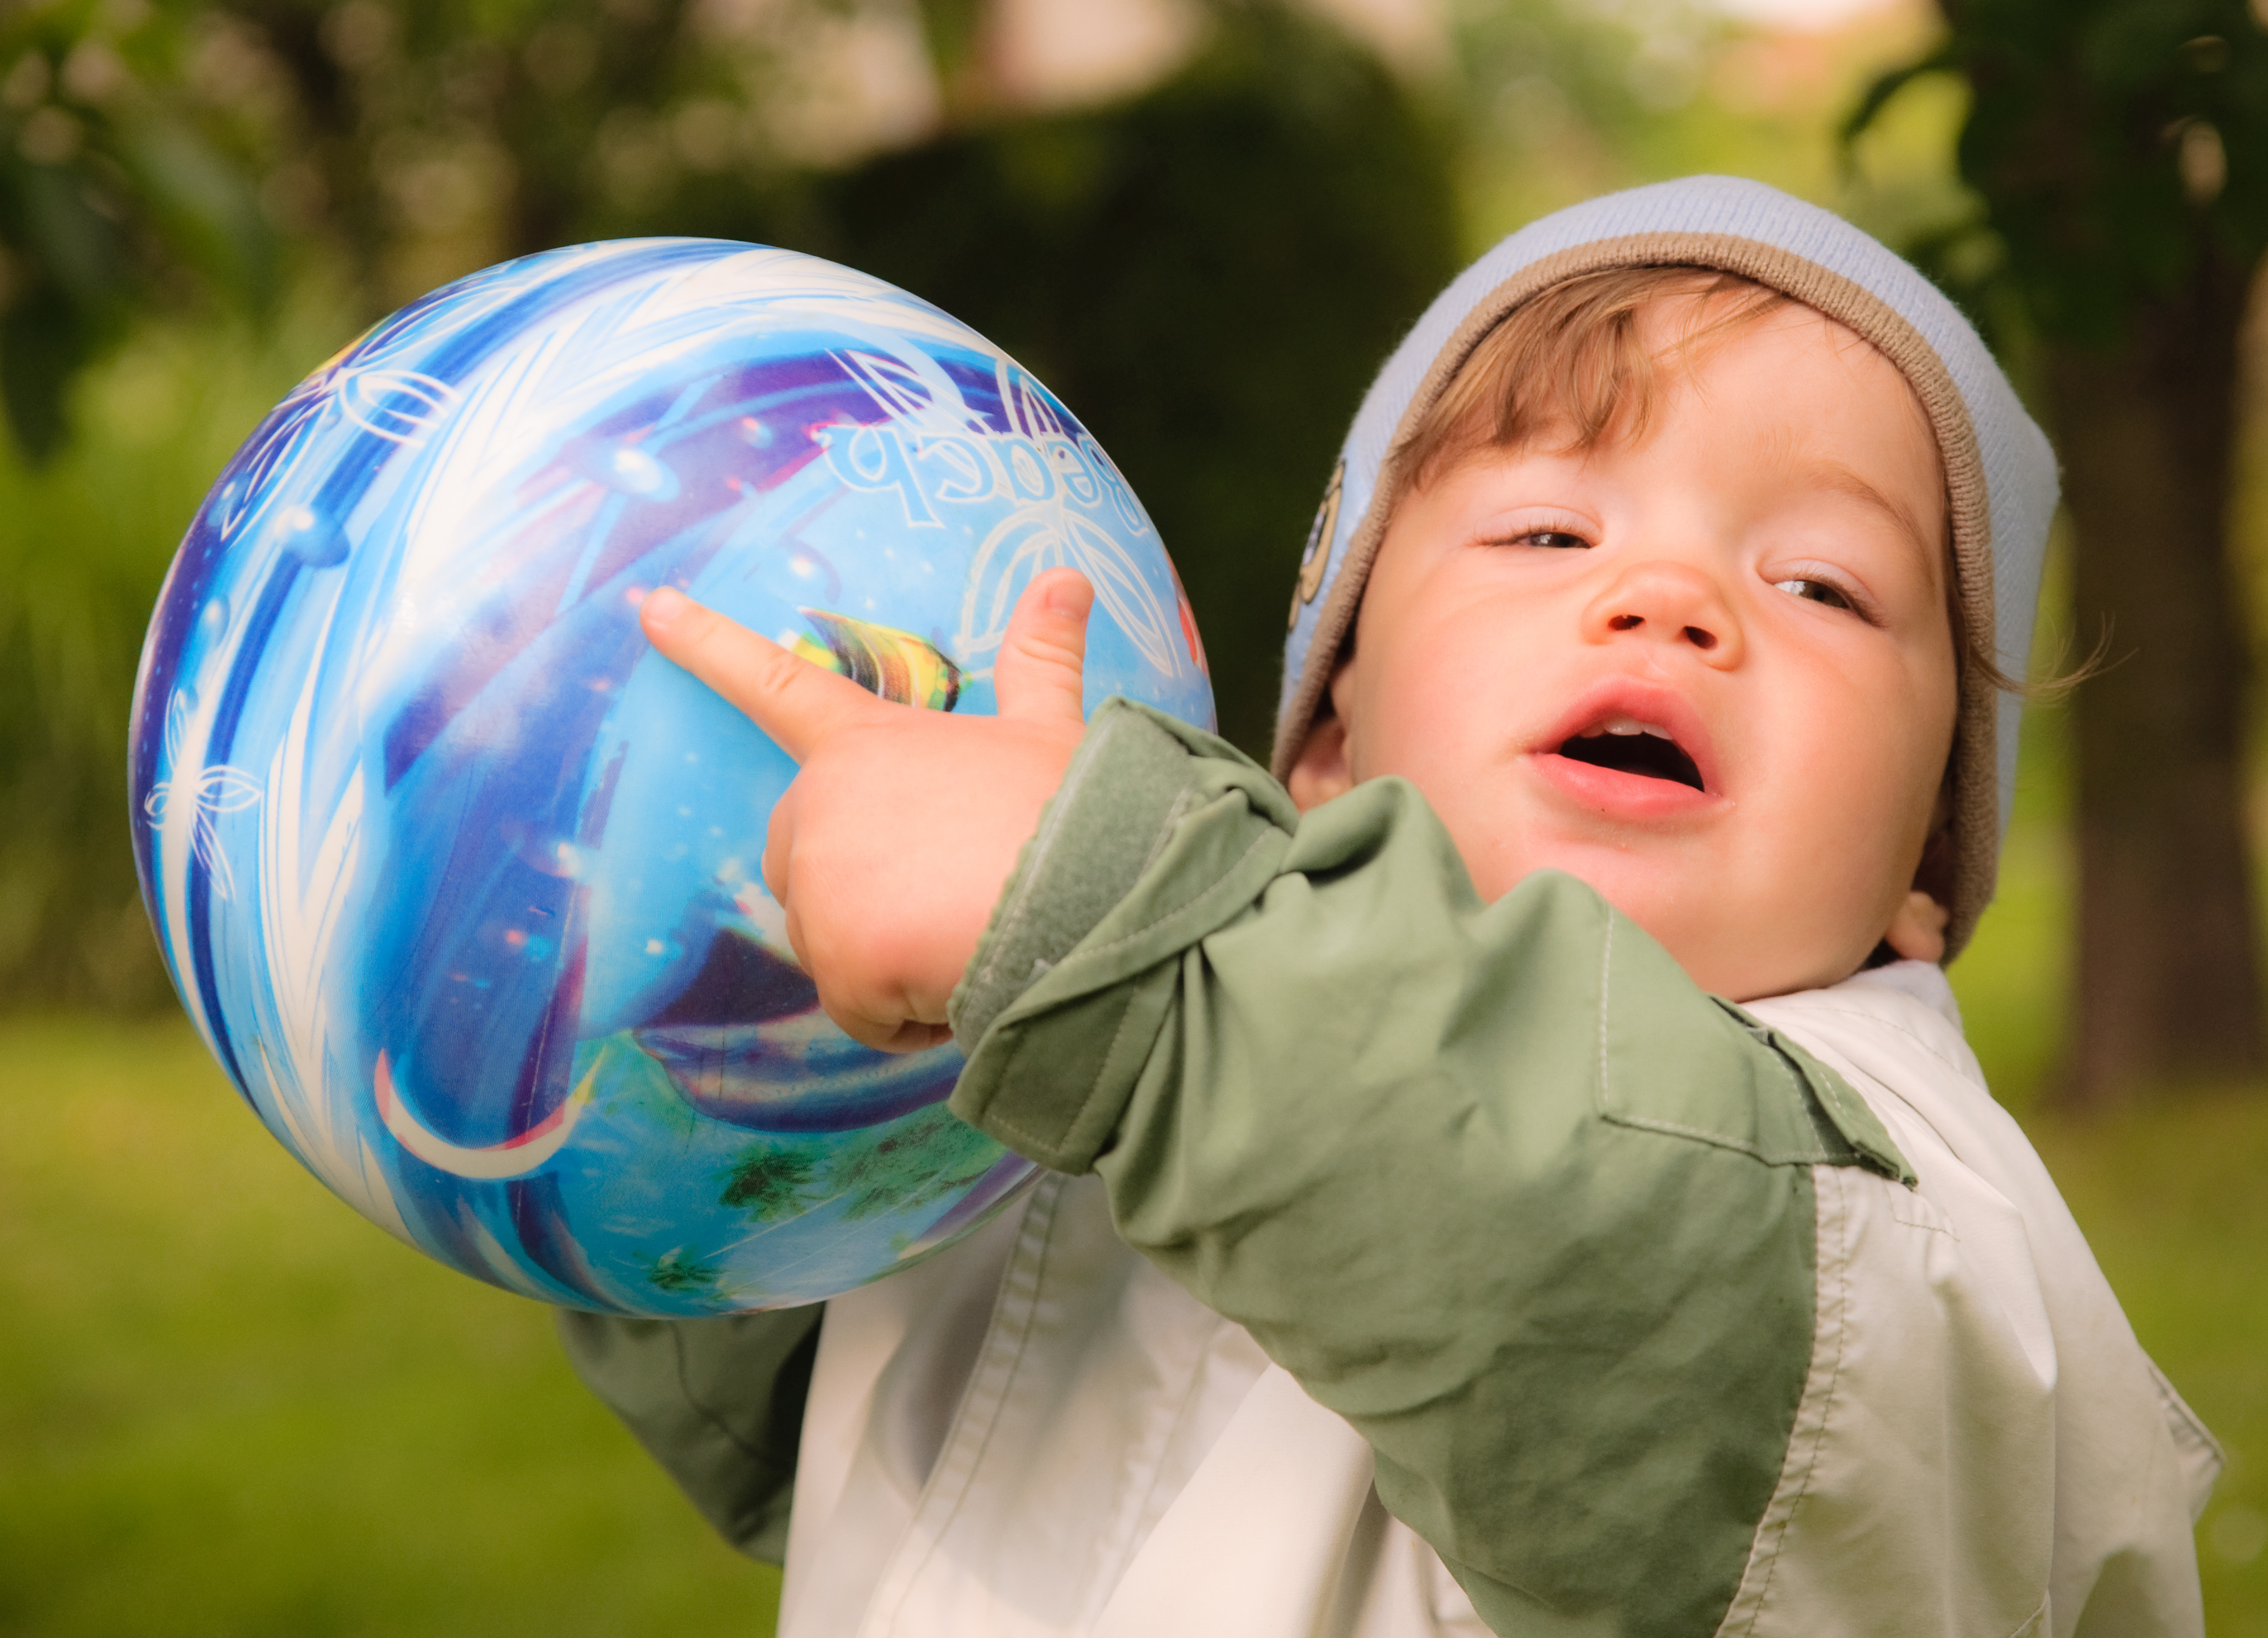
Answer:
[
  {"left": 993, "top": 568, "right": 1094, "bottom": 728},
  {"left": 641, "top": 586, "right": 880, "bottom": 763}
]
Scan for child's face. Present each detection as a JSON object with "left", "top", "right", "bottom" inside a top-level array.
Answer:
[{"left": 1290, "top": 298, "right": 1959, "bottom": 1002}]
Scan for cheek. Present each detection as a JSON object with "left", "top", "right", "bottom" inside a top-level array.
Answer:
[
  {"left": 1803, "top": 657, "right": 1955, "bottom": 881},
  {"left": 1888, "top": 626, "right": 1961, "bottom": 832},
  {"left": 1349, "top": 626, "right": 1484, "bottom": 784}
]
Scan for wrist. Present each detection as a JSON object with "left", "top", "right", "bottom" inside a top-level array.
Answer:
[{"left": 949, "top": 702, "right": 1202, "bottom": 1052}]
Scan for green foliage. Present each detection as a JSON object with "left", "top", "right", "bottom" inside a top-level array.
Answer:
[
  {"left": 826, "top": 1103, "right": 1000, "bottom": 1221},
  {"left": 718, "top": 1112, "right": 1002, "bottom": 1230},
  {"left": 220, "top": 0, "right": 811, "bottom": 293},
  {"left": 911, "top": 0, "right": 987, "bottom": 112},
  {"left": 1855, "top": 1, "right": 2268, "bottom": 1101},
  {"left": 0, "top": 299, "right": 335, "bottom": 1009},
  {"left": 719, "top": 1143, "right": 822, "bottom": 1223},
  {"left": 642, "top": 1245, "right": 722, "bottom": 1295},
  {"left": 768, "top": 5, "right": 1460, "bottom": 753},
  {"left": 1453, "top": 0, "right": 1731, "bottom": 191},
  {"left": 0, "top": 1, "right": 277, "bottom": 460},
  {"left": 1850, "top": 0, "right": 2268, "bottom": 348}
]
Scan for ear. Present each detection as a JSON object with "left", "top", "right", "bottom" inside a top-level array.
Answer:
[
  {"left": 1285, "top": 660, "right": 1358, "bottom": 812},
  {"left": 1882, "top": 890, "right": 1950, "bottom": 964},
  {"left": 1895, "top": 765, "right": 1959, "bottom": 960}
]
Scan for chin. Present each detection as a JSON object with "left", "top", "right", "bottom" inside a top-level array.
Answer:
[
  {"left": 1482, "top": 844, "right": 1874, "bottom": 1000},
  {"left": 1691, "top": 941, "right": 1883, "bottom": 1004}
]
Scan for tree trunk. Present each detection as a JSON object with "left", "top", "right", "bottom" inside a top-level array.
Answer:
[{"left": 2050, "top": 253, "right": 2264, "bottom": 1106}]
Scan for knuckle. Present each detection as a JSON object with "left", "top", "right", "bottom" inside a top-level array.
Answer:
[
  {"left": 1015, "top": 622, "right": 1079, "bottom": 660},
  {"left": 751, "top": 641, "right": 808, "bottom": 700}
]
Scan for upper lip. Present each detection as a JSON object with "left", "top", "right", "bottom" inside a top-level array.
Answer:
[{"left": 1533, "top": 679, "right": 1722, "bottom": 796}]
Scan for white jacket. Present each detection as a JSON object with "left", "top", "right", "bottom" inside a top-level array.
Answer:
[{"left": 773, "top": 962, "right": 2217, "bottom": 1637}]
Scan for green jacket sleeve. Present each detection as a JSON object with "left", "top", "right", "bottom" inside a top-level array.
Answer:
[
  {"left": 946, "top": 700, "right": 1910, "bottom": 1638},
  {"left": 556, "top": 1304, "right": 822, "bottom": 1565}
]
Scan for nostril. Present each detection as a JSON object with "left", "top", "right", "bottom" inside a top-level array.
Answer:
[
  {"left": 1683, "top": 626, "right": 1716, "bottom": 650},
  {"left": 1608, "top": 614, "right": 1643, "bottom": 632}
]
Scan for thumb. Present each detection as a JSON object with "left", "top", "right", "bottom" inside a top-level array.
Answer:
[{"left": 994, "top": 569, "right": 1093, "bottom": 728}]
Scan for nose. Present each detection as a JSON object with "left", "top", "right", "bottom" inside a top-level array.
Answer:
[{"left": 1580, "top": 559, "right": 1744, "bottom": 668}]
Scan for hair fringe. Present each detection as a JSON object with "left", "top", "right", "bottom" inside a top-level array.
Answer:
[{"left": 1391, "top": 265, "right": 1791, "bottom": 495}]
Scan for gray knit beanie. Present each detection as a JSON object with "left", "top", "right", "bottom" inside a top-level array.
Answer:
[{"left": 1272, "top": 175, "right": 2058, "bottom": 961}]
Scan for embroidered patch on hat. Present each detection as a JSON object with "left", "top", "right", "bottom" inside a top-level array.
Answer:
[{"left": 1290, "top": 458, "right": 1344, "bottom": 629}]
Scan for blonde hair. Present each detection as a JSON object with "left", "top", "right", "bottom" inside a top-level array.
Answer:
[{"left": 1390, "top": 263, "right": 1791, "bottom": 496}]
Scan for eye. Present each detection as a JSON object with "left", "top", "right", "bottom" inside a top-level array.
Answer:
[
  {"left": 1486, "top": 526, "right": 1591, "bottom": 551},
  {"left": 1477, "top": 507, "right": 1600, "bottom": 553},
  {"left": 1773, "top": 576, "right": 1855, "bottom": 612}
]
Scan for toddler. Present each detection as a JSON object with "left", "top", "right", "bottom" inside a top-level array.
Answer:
[{"left": 565, "top": 177, "right": 2219, "bottom": 1637}]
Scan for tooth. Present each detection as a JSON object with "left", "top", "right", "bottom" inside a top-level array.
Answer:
[{"left": 1581, "top": 715, "right": 1676, "bottom": 740}]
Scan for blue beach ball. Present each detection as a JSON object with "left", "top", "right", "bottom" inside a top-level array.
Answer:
[{"left": 128, "top": 240, "right": 1214, "bottom": 1315}]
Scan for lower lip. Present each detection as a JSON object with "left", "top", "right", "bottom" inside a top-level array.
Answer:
[{"left": 1530, "top": 750, "right": 1718, "bottom": 819}]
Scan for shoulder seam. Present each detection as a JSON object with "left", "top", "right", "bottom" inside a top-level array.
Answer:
[
  {"left": 1758, "top": 1001, "right": 1979, "bottom": 1089},
  {"left": 1596, "top": 912, "right": 1845, "bottom": 1168}
]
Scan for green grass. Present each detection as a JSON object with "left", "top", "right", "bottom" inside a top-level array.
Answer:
[
  {"left": 2028, "top": 1092, "right": 2268, "bottom": 1632},
  {"left": 0, "top": 1016, "right": 780, "bottom": 1638}
]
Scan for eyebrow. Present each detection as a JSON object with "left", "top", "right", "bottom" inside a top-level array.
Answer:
[{"left": 1770, "top": 445, "right": 1944, "bottom": 573}]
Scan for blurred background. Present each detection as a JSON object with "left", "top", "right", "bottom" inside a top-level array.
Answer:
[{"left": 1, "top": 0, "right": 2264, "bottom": 1630}]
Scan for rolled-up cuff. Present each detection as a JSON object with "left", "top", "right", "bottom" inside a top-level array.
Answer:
[{"left": 948, "top": 698, "right": 1212, "bottom": 1052}]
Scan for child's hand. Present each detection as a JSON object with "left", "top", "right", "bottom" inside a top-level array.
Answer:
[{"left": 638, "top": 569, "right": 1096, "bottom": 1054}]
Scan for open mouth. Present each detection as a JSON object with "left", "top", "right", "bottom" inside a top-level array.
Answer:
[{"left": 1555, "top": 716, "right": 1706, "bottom": 791}]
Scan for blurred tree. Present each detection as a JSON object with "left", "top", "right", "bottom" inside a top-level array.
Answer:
[
  {"left": 223, "top": 0, "right": 896, "bottom": 309},
  {"left": 2, "top": 2, "right": 291, "bottom": 1011},
  {"left": 1853, "top": 0, "right": 2268, "bottom": 1104},
  {"left": 781, "top": 5, "right": 1460, "bottom": 754},
  {"left": 1450, "top": 0, "right": 1727, "bottom": 236},
  {"left": 0, "top": 1, "right": 277, "bottom": 460}
]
